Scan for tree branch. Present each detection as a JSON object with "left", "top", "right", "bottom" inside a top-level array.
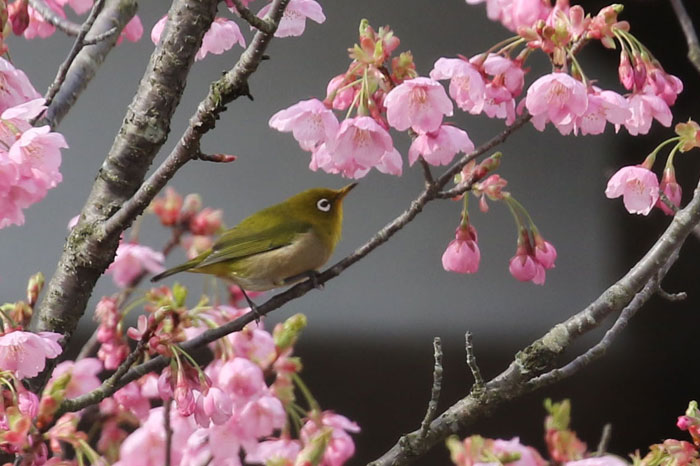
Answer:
[
  {"left": 28, "top": 0, "right": 81, "bottom": 36},
  {"left": 28, "top": 0, "right": 220, "bottom": 392},
  {"left": 230, "top": 0, "right": 274, "bottom": 34},
  {"left": 419, "top": 338, "right": 443, "bottom": 439},
  {"left": 669, "top": 0, "right": 700, "bottom": 75},
  {"left": 38, "top": 0, "right": 137, "bottom": 129}
]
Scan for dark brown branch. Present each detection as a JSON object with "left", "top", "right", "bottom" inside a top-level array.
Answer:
[
  {"left": 42, "top": 0, "right": 108, "bottom": 111},
  {"left": 230, "top": 0, "right": 274, "bottom": 33},
  {"left": 29, "top": 0, "right": 220, "bottom": 392},
  {"left": 28, "top": 0, "right": 81, "bottom": 35},
  {"left": 38, "top": 0, "right": 137, "bottom": 129},
  {"left": 419, "top": 158, "right": 435, "bottom": 187},
  {"left": 669, "top": 0, "right": 700, "bottom": 75},
  {"left": 102, "top": 0, "right": 291, "bottom": 238},
  {"left": 419, "top": 338, "right": 443, "bottom": 439}
]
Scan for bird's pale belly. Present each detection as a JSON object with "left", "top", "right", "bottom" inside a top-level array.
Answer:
[{"left": 194, "top": 231, "right": 331, "bottom": 291}]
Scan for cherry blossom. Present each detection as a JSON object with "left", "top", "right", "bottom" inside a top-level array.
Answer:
[
  {"left": 196, "top": 17, "right": 246, "bottom": 61},
  {"left": 258, "top": 0, "right": 325, "bottom": 38},
  {"left": 409, "top": 125, "right": 474, "bottom": 166},
  {"left": 106, "top": 242, "right": 165, "bottom": 288},
  {"left": 526, "top": 73, "right": 588, "bottom": 133},
  {"left": 605, "top": 165, "right": 659, "bottom": 215},
  {"left": 0, "top": 330, "right": 62, "bottom": 379},
  {"left": 50, "top": 358, "right": 102, "bottom": 399},
  {"left": 623, "top": 92, "right": 673, "bottom": 136},
  {"left": 301, "top": 412, "right": 360, "bottom": 466},
  {"left": 442, "top": 225, "right": 481, "bottom": 274},
  {"left": 117, "top": 15, "right": 144, "bottom": 44},
  {"left": 430, "top": 57, "right": 486, "bottom": 114},
  {"left": 23, "top": 0, "right": 64, "bottom": 39},
  {"left": 384, "top": 77, "right": 453, "bottom": 133},
  {"left": 0, "top": 58, "right": 42, "bottom": 113},
  {"left": 269, "top": 98, "right": 339, "bottom": 151}
]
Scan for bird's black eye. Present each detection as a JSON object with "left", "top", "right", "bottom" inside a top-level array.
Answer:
[{"left": 316, "top": 198, "right": 331, "bottom": 212}]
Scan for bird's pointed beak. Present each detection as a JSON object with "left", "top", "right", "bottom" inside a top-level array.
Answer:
[{"left": 336, "top": 182, "right": 357, "bottom": 200}]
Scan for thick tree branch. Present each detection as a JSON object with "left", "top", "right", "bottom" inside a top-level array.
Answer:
[
  {"left": 37, "top": 0, "right": 136, "bottom": 129},
  {"left": 29, "top": 0, "right": 220, "bottom": 392},
  {"left": 103, "top": 0, "right": 291, "bottom": 237},
  {"left": 669, "top": 0, "right": 700, "bottom": 75}
]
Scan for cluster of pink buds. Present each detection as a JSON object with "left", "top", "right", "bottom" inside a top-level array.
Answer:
[
  {"left": 677, "top": 401, "right": 700, "bottom": 447},
  {"left": 509, "top": 227, "right": 557, "bottom": 285}
]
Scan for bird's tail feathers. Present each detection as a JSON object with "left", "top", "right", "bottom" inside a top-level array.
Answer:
[{"left": 150, "top": 258, "right": 200, "bottom": 282}]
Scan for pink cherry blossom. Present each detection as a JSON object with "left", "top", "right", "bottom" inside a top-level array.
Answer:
[
  {"left": 646, "top": 68, "right": 683, "bottom": 106},
  {"left": 526, "top": 73, "right": 588, "bottom": 133},
  {"left": 9, "top": 126, "right": 66, "bottom": 185},
  {"left": 569, "top": 88, "right": 630, "bottom": 136},
  {"left": 229, "top": 326, "right": 276, "bottom": 367},
  {"left": 483, "top": 82, "right": 517, "bottom": 124},
  {"left": 0, "top": 330, "right": 62, "bottom": 379},
  {"left": 493, "top": 438, "right": 547, "bottom": 466},
  {"left": 442, "top": 225, "right": 480, "bottom": 274},
  {"left": 258, "top": 0, "right": 325, "bottom": 38},
  {"left": 534, "top": 237, "right": 557, "bottom": 270},
  {"left": 195, "top": 386, "right": 233, "bottom": 427},
  {"left": 54, "top": 0, "right": 92, "bottom": 15},
  {"left": 375, "top": 147, "right": 403, "bottom": 176},
  {"left": 117, "top": 14, "right": 144, "bottom": 44},
  {"left": 566, "top": 456, "right": 629, "bottom": 466},
  {"left": 150, "top": 15, "right": 166, "bottom": 46},
  {"left": 24, "top": 0, "right": 64, "bottom": 39},
  {"left": 218, "top": 357, "right": 266, "bottom": 402},
  {"left": 246, "top": 438, "right": 302, "bottom": 464},
  {"left": 656, "top": 169, "right": 682, "bottom": 216},
  {"left": 430, "top": 57, "right": 486, "bottom": 114},
  {"left": 408, "top": 125, "right": 474, "bottom": 166},
  {"left": 0, "top": 58, "right": 42, "bottom": 113},
  {"left": 269, "top": 98, "right": 339, "bottom": 151},
  {"left": 385, "top": 77, "right": 453, "bottom": 133},
  {"left": 196, "top": 17, "right": 246, "bottom": 61},
  {"left": 605, "top": 165, "right": 659, "bottom": 215},
  {"left": 327, "top": 116, "right": 398, "bottom": 179},
  {"left": 301, "top": 412, "right": 360, "bottom": 466},
  {"left": 466, "top": 0, "right": 551, "bottom": 32},
  {"left": 113, "top": 381, "right": 151, "bottom": 419},
  {"left": 106, "top": 242, "right": 165, "bottom": 287},
  {"left": 623, "top": 93, "right": 673, "bottom": 136},
  {"left": 483, "top": 54, "right": 525, "bottom": 97},
  {"left": 325, "top": 74, "right": 356, "bottom": 110},
  {"left": 50, "top": 358, "right": 102, "bottom": 399},
  {"left": 509, "top": 253, "right": 541, "bottom": 283}
]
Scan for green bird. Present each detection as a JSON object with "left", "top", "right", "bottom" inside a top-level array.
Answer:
[{"left": 151, "top": 184, "right": 356, "bottom": 293}]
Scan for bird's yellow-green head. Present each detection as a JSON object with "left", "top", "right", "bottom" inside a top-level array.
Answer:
[{"left": 283, "top": 183, "right": 357, "bottom": 250}]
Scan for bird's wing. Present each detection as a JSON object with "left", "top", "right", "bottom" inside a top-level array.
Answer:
[{"left": 195, "top": 218, "right": 313, "bottom": 268}]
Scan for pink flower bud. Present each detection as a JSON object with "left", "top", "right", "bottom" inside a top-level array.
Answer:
[
  {"left": 618, "top": 52, "right": 634, "bottom": 90},
  {"left": 442, "top": 225, "right": 480, "bottom": 274}
]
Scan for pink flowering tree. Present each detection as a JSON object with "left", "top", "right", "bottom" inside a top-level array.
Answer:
[{"left": 0, "top": 0, "right": 699, "bottom": 464}]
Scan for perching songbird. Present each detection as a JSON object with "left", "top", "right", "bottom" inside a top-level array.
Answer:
[{"left": 151, "top": 184, "right": 356, "bottom": 292}]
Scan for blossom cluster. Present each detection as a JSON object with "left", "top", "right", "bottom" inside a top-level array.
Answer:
[
  {"left": 151, "top": 0, "right": 325, "bottom": 61},
  {"left": 448, "top": 399, "right": 700, "bottom": 466},
  {"left": 0, "top": 59, "right": 68, "bottom": 229}
]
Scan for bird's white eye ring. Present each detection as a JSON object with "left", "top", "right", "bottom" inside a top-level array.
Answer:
[{"left": 317, "top": 198, "right": 331, "bottom": 212}]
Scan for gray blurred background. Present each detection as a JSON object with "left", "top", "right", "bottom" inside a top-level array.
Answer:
[{"left": 2, "top": 0, "right": 699, "bottom": 463}]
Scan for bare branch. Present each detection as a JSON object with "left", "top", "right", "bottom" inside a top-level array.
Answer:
[
  {"left": 669, "top": 0, "right": 700, "bottom": 75},
  {"left": 657, "top": 288, "right": 687, "bottom": 301},
  {"left": 28, "top": 0, "right": 81, "bottom": 35},
  {"left": 465, "top": 331, "right": 484, "bottom": 395},
  {"left": 419, "top": 158, "right": 436, "bottom": 187},
  {"left": 42, "top": 0, "right": 109, "bottom": 111},
  {"left": 419, "top": 338, "right": 443, "bottom": 439},
  {"left": 164, "top": 399, "right": 173, "bottom": 466},
  {"left": 37, "top": 0, "right": 137, "bottom": 129},
  {"left": 230, "top": 0, "right": 274, "bottom": 33},
  {"left": 596, "top": 424, "right": 613, "bottom": 456}
]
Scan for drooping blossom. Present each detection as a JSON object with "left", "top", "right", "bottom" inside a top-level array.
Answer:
[
  {"left": 50, "top": 358, "right": 102, "bottom": 399},
  {"left": 116, "top": 15, "right": 144, "bottom": 44},
  {"left": 196, "top": 17, "right": 246, "bottom": 61},
  {"left": 23, "top": 0, "right": 64, "bottom": 39},
  {"left": 430, "top": 57, "right": 486, "bottom": 114},
  {"left": 106, "top": 242, "right": 165, "bottom": 288},
  {"left": 656, "top": 167, "right": 681, "bottom": 216},
  {"left": 257, "top": 0, "right": 325, "bottom": 38},
  {"left": 384, "top": 77, "right": 453, "bottom": 133},
  {"left": 325, "top": 74, "right": 357, "bottom": 110},
  {"left": 533, "top": 234, "right": 557, "bottom": 270},
  {"left": 526, "top": 72, "right": 588, "bottom": 133},
  {"left": 269, "top": 98, "right": 339, "bottom": 151},
  {"left": 0, "top": 58, "right": 42, "bottom": 113},
  {"left": 509, "top": 251, "right": 544, "bottom": 284},
  {"left": 465, "top": 0, "right": 551, "bottom": 32},
  {"left": 508, "top": 229, "right": 548, "bottom": 285},
  {"left": 563, "top": 87, "right": 630, "bottom": 136},
  {"left": 442, "top": 224, "right": 480, "bottom": 274},
  {"left": 0, "top": 330, "right": 62, "bottom": 379},
  {"left": 605, "top": 165, "right": 660, "bottom": 215},
  {"left": 622, "top": 92, "right": 673, "bottom": 136},
  {"left": 408, "top": 125, "right": 474, "bottom": 166},
  {"left": 194, "top": 386, "right": 233, "bottom": 427}
]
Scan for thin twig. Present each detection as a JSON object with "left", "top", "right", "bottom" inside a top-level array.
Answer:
[
  {"left": 669, "top": 0, "right": 700, "bottom": 75},
  {"left": 28, "top": 0, "right": 81, "bottom": 35},
  {"left": 465, "top": 331, "right": 484, "bottom": 394},
  {"left": 230, "top": 0, "right": 274, "bottom": 33},
  {"left": 164, "top": 399, "right": 173, "bottom": 466},
  {"left": 596, "top": 424, "right": 612, "bottom": 456},
  {"left": 42, "top": 0, "right": 108, "bottom": 111},
  {"left": 419, "top": 338, "right": 443, "bottom": 439},
  {"left": 196, "top": 153, "right": 237, "bottom": 163},
  {"left": 657, "top": 287, "right": 687, "bottom": 301},
  {"left": 419, "top": 158, "right": 435, "bottom": 187}
]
